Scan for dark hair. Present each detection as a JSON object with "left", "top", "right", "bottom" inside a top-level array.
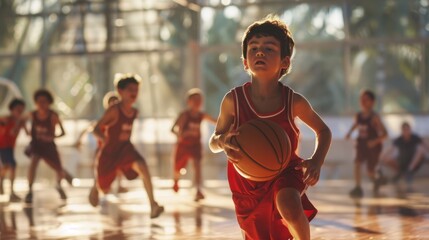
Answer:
[
  {"left": 361, "top": 89, "right": 376, "bottom": 101},
  {"left": 401, "top": 121, "right": 410, "bottom": 129},
  {"left": 242, "top": 15, "right": 295, "bottom": 75},
  {"left": 8, "top": 98, "right": 25, "bottom": 110},
  {"left": 34, "top": 89, "right": 54, "bottom": 104},
  {"left": 115, "top": 74, "right": 141, "bottom": 90}
]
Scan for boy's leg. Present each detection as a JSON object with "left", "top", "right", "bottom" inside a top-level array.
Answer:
[
  {"left": 193, "top": 158, "right": 204, "bottom": 201},
  {"left": 276, "top": 188, "right": 310, "bottom": 240},
  {"left": 26, "top": 157, "right": 41, "bottom": 203},
  {"left": 0, "top": 167, "right": 6, "bottom": 195},
  {"left": 9, "top": 166, "right": 21, "bottom": 201},
  {"left": 55, "top": 167, "right": 67, "bottom": 200},
  {"left": 132, "top": 160, "right": 164, "bottom": 218},
  {"left": 350, "top": 161, "right": 364, "bottom": 197}
]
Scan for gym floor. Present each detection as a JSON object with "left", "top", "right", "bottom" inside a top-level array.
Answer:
[{"left": 0, "top": 147, "right": 428, "bottom": 239}]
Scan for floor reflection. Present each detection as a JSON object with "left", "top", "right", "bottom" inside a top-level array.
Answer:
[{"left": 0, "top": 146, "right": 429, "bottom": 240}]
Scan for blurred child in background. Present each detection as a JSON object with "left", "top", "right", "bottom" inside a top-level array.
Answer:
[
  {"left": 171, "top": 88, "right": 216, "bottom": 201},
  {"left": 0, "top": 98, "right": 27, "bottom": 202},
  {"left": 346, "top": 90, "right": 388, "bottom": 197},
  {"left": 25, "top": 89, "right": 73, "bottom": 203}
]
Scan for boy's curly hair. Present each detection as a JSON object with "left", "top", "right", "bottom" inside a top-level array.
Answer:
[
  {"left": 242, "top": 15, "right": 295, "bottom": 76},
  {"left": 114, "top": 73, "right": 141, "bottom": 90},
  {"left": 34, "top": 89, "right": 54, "bottom": 104}
]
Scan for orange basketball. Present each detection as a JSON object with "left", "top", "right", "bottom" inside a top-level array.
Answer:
[{"left": 231, "top": 119, "right": 291, "bottom": 182}]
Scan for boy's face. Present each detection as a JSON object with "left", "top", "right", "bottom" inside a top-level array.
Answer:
[
  {"left": 188, "top": 94, "right": 203, "bottom": 111},
  {"left": 401, "top": 124, "right": 411, "bottom": 138},
  {"left": 118, "top": 83, "right": 138, "bottom": 104},
  {"left": 11, "top": 105, "right": 25, "bottom": 118},
  {"left": 35, "top": 96, "right": 51, "bottom": 111},
  {"left": 359, "top": 94, "right": 374, "bottom": 111},
  {"left": 243, "top": 35, "right": 289, "bottom": 79}
]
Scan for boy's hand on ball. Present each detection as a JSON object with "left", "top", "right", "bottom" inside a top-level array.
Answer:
[
  {"left": 295, "top": 160, "right": 321, "bottom": 186},
  {"left": 221, "top": 131, "right": 240, "bottom": 163}
]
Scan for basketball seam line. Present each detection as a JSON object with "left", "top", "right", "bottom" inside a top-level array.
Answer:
[
  {"left": 234, "top": 164, "right": 279, "bottom": 180},
  {"left": 231, "top": 136, "right": 280, "bottom": 172},
  {"left": 257, "top": 120, "right": 285, "bottom": 164},
  {"left": 248, "top": 121, "right": 282, "bottom": 166}
]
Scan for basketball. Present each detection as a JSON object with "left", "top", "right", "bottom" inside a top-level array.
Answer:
[{"left": 231, "top": 119, "right": 292, "bottom": 182}]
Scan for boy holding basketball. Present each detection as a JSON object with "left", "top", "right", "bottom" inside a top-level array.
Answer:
[
  {"left": 0, "top": 98, "right": 27, "bottom": 202},
  {"left": 88, "top": 74, "right": 164, "bottom": 218},
  {"left": 171, "top": 88, "right": 216, "bottom": 201},
  {"left": 209, "top": 16, "right": 331, "bottom": 240},
  {"left": 345, "top": 90, "right": 387, "bottom": 197}
]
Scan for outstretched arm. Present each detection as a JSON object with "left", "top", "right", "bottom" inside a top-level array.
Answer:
[{"left": 293, "top": 93, "right": 332, "bottom": 186}]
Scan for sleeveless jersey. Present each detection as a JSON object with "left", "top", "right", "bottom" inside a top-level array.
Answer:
[
  {"left": 179, "top": 110, "right": 203, "bottom": 145},
  {"left": 31, "top": 110, "right": 55, "bottom": 143},
  {"left": 0, "top": 117, "right": 18, "bottom": 148},
  {"left": 356, "top": 112, "right": 378, "bottom": 141},
  {"left": 104, "top": 104, "right": 136, "bottom": 146},
  {"left": 227, "top": 82, "right": 316, "bottom": 240}
]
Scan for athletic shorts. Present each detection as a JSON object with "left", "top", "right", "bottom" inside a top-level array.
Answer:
[
  {"left": 0, "top": 148, "right": 17, "bottom": 168},
  {"left": 174, "top": 143, "right": 202, "bottom": 172}
]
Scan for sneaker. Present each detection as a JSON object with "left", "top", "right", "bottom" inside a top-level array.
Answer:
[
  {"left": 194, "top": 191, "right": 205, "bottom": 202},
  {"left": 172, "top": 181, "right": 179, "bottom": 193},
  {"left": 9, "top": 193, "right": 21, "bottom": 202},
  {"left": 349, "top": 186, "right": 363, "bottom": 198},
  {"left": 57, "top": 187, "right": 67, "bottom": 200},
  {"left": 89, "top": 186, "right": 99, "bottom": 207},
  {"left": 150, "top": 203, "right": 164, "bottom": 219},
  {"left": 25, "top": 192, "right": 33, "bottom": 204}
]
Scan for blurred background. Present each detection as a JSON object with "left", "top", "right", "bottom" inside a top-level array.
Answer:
[{"left": 0, "top": 0, "right": 428, "bottom": 179}]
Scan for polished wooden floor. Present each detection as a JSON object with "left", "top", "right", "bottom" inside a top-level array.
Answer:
[{"left": 0, "top": 177, "right": 428, "bottom": 240}]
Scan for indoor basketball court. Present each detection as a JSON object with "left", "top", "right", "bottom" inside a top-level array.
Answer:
[{"left": 1, "top": 0, "right": 429, "bottom": 239}]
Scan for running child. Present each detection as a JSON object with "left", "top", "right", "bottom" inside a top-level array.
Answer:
[
  {"left": 25, "top": 89, "right": 73, "bottom": 203},
  {"left": 209, "top": 16, "right": 332, "bottom": 240},
  {"left": 346, "top": 89, "right": 388, "bottom": 197},
  {"left": 171, "top": 88, "right": 216, "bottom": 201},
  {"left": 0, "top": 98, "right": 27, "bottom": 202},
  {"left": 88, "top": 74, "right": 164, "bottom": 218}
]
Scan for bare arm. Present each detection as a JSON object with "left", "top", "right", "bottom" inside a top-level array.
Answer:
[
  {"left": 368, "top": 114, "right": 388, "bottom": 147},
  {"left": 209, "top": 92, "right": 239, "bottom": 160},
  {"left": 93, "top": 106, "right": 119, "bottom": 142},
  {"left": 203, "top": 113, "right": 217, "bottom": 125},
  {"left": 345, "top": 115, "right": 358, "bottom": 139},
  {"left": 293, "top": 93, "right": 332, "bottom": 186},
  {"left": 171, "top": 112, "right": 186, "bottom": 136},
  {"left": 52, "top": 113, "right": 66, "bottom": 138}
]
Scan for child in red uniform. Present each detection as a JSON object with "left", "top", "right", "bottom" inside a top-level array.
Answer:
[
  {"left": 209, "top": 16, "right": 332, "bottom": 240},
  {"left": 89, "top": 74, "right": 164, "bottom": 218},
  {"left": 346, "top": 90, "right": 387, "bottom": 197},
  {"left": 0, "top": 99, "right": 27, "bottom": 202},
  {"left": 25, "top": 89, "right": 73, "bottom": 203},
  {"left": 171, "top": 88, "right": 216, "bottom": 201}
]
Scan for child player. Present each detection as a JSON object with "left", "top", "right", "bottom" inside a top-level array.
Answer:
[
  {"left": 88, "top": 74, "right": 164, "bottom": 218},
  {"left": 209, "top": 16, "right": 332, "bottom": 240},
  {"left": 75, "top": 92, "right": 127, "bottom": 194},
  {"left": 0, "top": 98, "right": 27, "bottom": 202},
  {"left": 25, "top": 89, "right": 73, "bottom": 203},
  {"left": 345, "top": 90, "right": 387, "bottom": 198},
  {"left": 171, "top": 88, "right": 216, "bottom": 201}
]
